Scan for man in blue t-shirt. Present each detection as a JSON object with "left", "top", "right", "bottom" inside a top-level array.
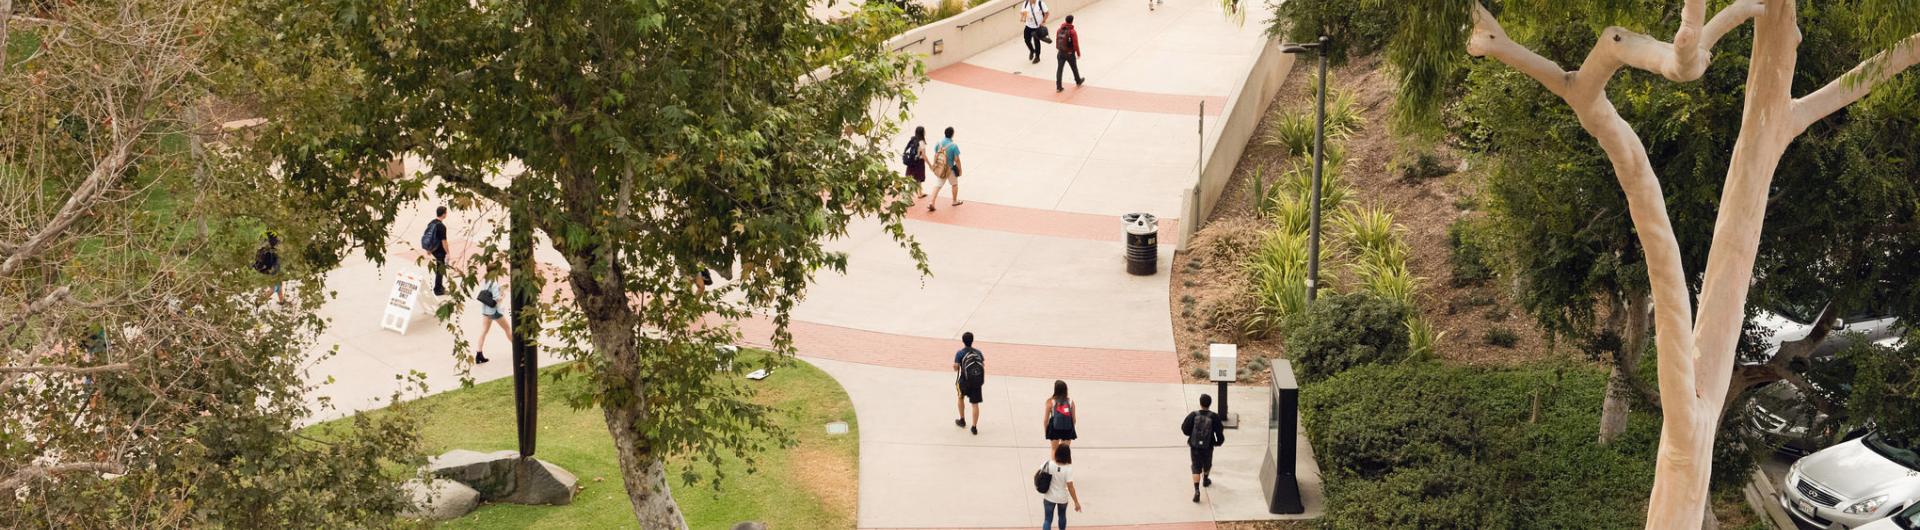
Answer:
[
  {"left": 928, "top": 127, "right": 964, "bottom": 212},
  {"left": 952, "top": 331, "right": 985, "bottom": 435}
]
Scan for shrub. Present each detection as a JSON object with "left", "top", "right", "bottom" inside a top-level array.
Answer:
[
  {"left": 1284, "top": 293, "right": 1411, "bottom": 382},
  {"left": 1350, "top": 260, "right": 1420, "bottom": 306},
  {"left": 1447, "top": 218, "right": 1495, "bottom": 286},
  {"left": 929, "top": 0, "right": 965, "bottom": 20},
  {"left": 1484, "top": 327, "right": 1519, "bottom": 348},
  {"left": 1405, "top": 316, "right": 1443, "bottom": 361},
  {"left": 1392, "top": 148, "right": 1453, "bottom": 181},
  {"left": 1336, "top": 204, "right": 1400, "bottom": 261},
  {"left": 1276, "top": 155, "right": 1347, "bottom": 214},
  {"left": 1244, "top": 229, "right": 1313, "bottom": 336},
  {"left": 1274, "top": 0, "right": 1397, "bottom": 65},
  {"left": 1263, "top": 111, "right": 1317, "bottom": 158},
  {"left": 1304, "top": 363, "right": 1661, "bottom": 529}
]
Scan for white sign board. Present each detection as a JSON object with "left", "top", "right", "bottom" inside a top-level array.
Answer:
[
  {"left": 380, "top": 271, "right": 425, "bottom": 335},
  {"left": 1209, "top": 343, "right": 1239, "bottom": 382}
]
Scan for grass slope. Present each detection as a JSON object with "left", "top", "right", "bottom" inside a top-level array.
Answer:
[{"left": 307, "top": 356, "right": 858, "bottom": 529}]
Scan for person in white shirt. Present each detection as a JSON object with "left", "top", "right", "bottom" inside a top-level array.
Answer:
[
  {"left": 1019, "top": 0, "right": 1050, "bottom": 63},
  {"left": 1041, "top": 444, "right": 1082, "bottom": 529}
]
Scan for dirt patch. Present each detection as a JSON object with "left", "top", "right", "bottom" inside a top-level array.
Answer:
[
  {"left": 788, "top": 444, "right": 858, "bottom": 522},
  {"left": 1171, "top": 54, "right": 1559, "bottom": 384}
]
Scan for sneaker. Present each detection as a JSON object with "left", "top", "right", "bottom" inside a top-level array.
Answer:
[
  {"left": 1203, "top": 477, "right": 1213, "bottom": 487},
  {"left": 1057, "top": 86, "right": 1064, "bottom": 92},
  {"left": 1191, "top": 491, "right": 1200, "bottom": 503},
  {"left": 956, "top": 418, "right": 966, "bottom": 427},
  {"left": 476, "top": 352, "right": 490, "bottom": 364},
  {"left": 1076, "top": 77, "right": 1086, "bottom": 86},
  {"left": 971, "top": 426, "right": 978, "bottom": 435}
]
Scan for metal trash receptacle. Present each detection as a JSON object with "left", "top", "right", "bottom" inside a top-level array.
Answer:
[{"left": 1123, "top": 213, "right": 1158, "bottom": 276}]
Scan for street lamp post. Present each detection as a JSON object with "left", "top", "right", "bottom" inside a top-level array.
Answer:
[{"left": 1281, "top": 36, "right": 1331, "bottom": 304}]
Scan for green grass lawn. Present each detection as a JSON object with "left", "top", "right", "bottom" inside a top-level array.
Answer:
[{"left": 307, "top": 355, "right": 858, "bottom": 530}]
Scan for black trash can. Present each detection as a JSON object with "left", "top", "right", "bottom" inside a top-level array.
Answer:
[{"left": 1123, "top": 213, "right": 1158, "bottom": 276}]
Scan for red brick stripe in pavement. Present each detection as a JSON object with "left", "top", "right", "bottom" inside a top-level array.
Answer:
[
  {"left": 864, "top": 523, "right": 1214, "bottom": 530},
  {"left": 735, "top": 317, "right": 1182, "bottom": 385},
  {"left": 907, "top": 195, "right": 1180, "bottom": 246},
  {"left": 931, "top": 62, "right": 1226, "bottom": 117}
]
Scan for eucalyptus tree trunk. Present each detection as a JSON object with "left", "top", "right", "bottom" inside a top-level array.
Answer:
[{"left": 1461, "top": 0, "right": 1920, "bottom": 526}]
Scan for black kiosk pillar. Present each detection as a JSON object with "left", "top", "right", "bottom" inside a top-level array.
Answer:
[{"left": 1261, "top": 359, "right": 1304, "bottom": 514}]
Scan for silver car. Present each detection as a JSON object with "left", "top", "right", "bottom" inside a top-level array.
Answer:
[
  {"left": 1781, "top": 433, "right": 1920, "bottom": 529},
  {"left": 1857, "top": 501, "right": 1920, "bottom": 529}
]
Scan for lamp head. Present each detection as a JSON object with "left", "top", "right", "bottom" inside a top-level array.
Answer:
[{"left": 1281, "top": 36, "right": 1328, "bottom": 54}]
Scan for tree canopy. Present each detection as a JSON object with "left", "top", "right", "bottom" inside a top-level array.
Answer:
[{"left": 225, "top": 0, "right": 925, "bottom": 526}]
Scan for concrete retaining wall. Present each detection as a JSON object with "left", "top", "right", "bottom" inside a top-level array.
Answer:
[
  {"left": 887, "top": 0, "right": 1102, "bottom": 70},
  {"left": 1177, "top": 36, "right": 1294, "bottom": 250}
]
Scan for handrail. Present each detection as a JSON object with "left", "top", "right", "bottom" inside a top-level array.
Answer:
[
  {"left": 956, "top": 2, "right": 1017, "bottom": 30},
  {"left": 892, "top": 36, "right": 926, "bottom": 52}
]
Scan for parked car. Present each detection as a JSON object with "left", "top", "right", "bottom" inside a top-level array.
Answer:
[
  {"left": 1743, "top": 305, "right": 1905, "bottom": 454},
  {"left": 1781, "top": 432, "right": 1920, "bottom": 529},
  {"left": 1858, "top": 501, "right": 1920, "bottom": 529}
]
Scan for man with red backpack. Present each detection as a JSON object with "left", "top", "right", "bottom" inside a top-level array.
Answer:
[
  {"left": 1055, "top": 15, "right": 1085, "bottom": 93},
  {"left": 1181, "top": 394, "right": 1226, "bottom": 503}
]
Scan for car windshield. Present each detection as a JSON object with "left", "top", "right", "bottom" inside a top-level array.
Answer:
[
  {"left": 1864, "top": 433, "right": 1920, "bottom": 471},
  {"left": 1899, "top": 501, "right": 1920, "bottom": 530},
  {"left": 1771, "top": 301, "right": 1822, "bottom": 324}
]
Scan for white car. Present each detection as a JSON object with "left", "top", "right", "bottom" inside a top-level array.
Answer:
[
  {"left": 1858, "top": 501, "right": 1920, "bottom": 529},
  {"left": 1781, "top": 433, "right": 1920, "bottom": 529}
]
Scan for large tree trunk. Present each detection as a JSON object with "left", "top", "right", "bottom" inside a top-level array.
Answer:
[
  {"left": 603, "top": 401, "right": 688, "bottom": 529},
  {"left": 1600, "top": 291, "right": 1654, "bottom": 444}
]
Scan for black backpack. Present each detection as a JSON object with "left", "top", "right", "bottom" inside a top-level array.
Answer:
[
  {"left": 1188, "top": 411, "right": 1215, "bottom": 448},
  {"left": 1049, "top": 399, "right": 1073, "bottom": 432},
  {"left": 902, "top": 137, "right": 922, "bottom": 167},
  {"left": 1033, "top": 461, "right": 1053, "bottom": 493},
  {"left": 252, "top": 246, "right": 278, "bottom": 274},
  {"left": 421, "top": 220, "right": 442, "bottom": 251},
  {"left": 959, "top": 348, "right": 985, "bottom": 386}
]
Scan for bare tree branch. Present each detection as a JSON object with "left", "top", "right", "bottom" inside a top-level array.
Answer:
[
  {"left": 1, "top": 0, "right": 12, "bottom": 76},
  {"left": 1, "top": 125, "right": 143, "bottom": 276},
  {"left": 0, "top": 462, "right": 125, "bottom": 492},
  {"left": 1791, "top": 33, "right": 1920, "bottom": 133},
  {"left": 0, "top": 363, "right": 133, "bottom": 375},
  {"left": 3, "top": 285, "right": 70, "bottom": 336}
]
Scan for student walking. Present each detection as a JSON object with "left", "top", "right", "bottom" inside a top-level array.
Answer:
[
  {"left": 1036, "top": 444, "right": 1083, "bottom": 529},
  {"left": 253, "top": 232, "right": 284, "bottom": 304},
  {"left": 423, "top": 206, "right": 451, "bottom": 296},
  {"left": 1055, "top": 16, "right": 1085, "bottom": 93},
  {"left": 1181, "top": 394, "right": 1226, "bottom": 503},
  {"left": 953, "top": 331, "right": 985, "bottom": 434},
  {"left": 1044, "top": 380, "right": 1078, "bottom": 451},
  {"left": 928, "top": 127, "right": 964, "bottom": 211},
  {"left": 1019, "top": 0, "right": 1051, "bottom": 64},
  {"left": 903, "top": 126, "right": 929, "bottom": 199},
  {"left": 470, "top": 276, "right": 509, "bottom": 364}
]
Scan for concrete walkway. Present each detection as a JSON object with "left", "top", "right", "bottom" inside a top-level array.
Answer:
[{"left": 292, "top": 0, "right": 1324, "bottom": 527}]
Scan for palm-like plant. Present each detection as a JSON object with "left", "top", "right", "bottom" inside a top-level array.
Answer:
[
  {"left": 1244, "top": 229, "right": 1314, "bottom": 336},
  {"left": 1350, "top": 259, "right": 1421, "bottom": 306},
  {"left": 1405, "top": 315, "right": 1445, "bottom": 361},
  {"left": 1337, "top": 204, "right": 1402, "bottom": 261}
]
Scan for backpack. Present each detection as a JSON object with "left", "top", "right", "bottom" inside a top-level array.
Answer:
[
  {"left": 252, "top": 246, "right": 278, "bottom": 275},
  {"left": 1188, "top": 411, "right": 1215, "bottom": 448},
  {"left": 1056, "top": 26, "right": 1075, "bottom": 52},
  {"left": 1049, "top": 399, "right": 1073, "bottom": 432},
  {"left": 1033, "top": 461, "right": 1053, "bottom": 494},
  {"left": 421, "top": 220, "right": 441, "bottom": 251},
  {"left": 477, "top": 284, "right": 498, "bottom": 309},
  {"left": 959, "top": 348, "right": 984, "bottom": 387},
  {"left": 931, "top": 143, "right": 953, "bottom": 178},
  {"left": 902, "top": 137, "right": 922, "bottom": 167}
]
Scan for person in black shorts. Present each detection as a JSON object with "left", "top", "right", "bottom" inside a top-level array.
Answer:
[
  {"left": 1181, "top": 394, "right": 1225, "bottom": 503},
  {"left": 953, "top": 332, "right": 985, "bottom": 435},
  {"left": 1043, "top": 379, "right": 1077, "bottom": 451}
]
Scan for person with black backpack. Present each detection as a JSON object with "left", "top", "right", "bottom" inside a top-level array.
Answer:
[
  {"left": 1034, "top": 444, "right": 1081, "bottom": 529},
  {"left": 902, "top": 126, "right": 929, "bottom": 200},
  {"left": 468, "top": 275, "right": 508, "bottom": 364},
  {"left": 422, "top": 206, "right": 451, "bottom": 296},
  {"left": 1055, "top": 15, "right": 1085, "bottom": 93},
  {"left": 1180, "top": 394, "right": 1226, "bottom": 503},
  {"left": 253, "top": 232, "right": 284, "bottom": 305},
  {"left": 1043, "top": 380, "right": 1078, "bottom": 451},
  {"left": 952, "top": 331, "right": 986, "bottom": 435}
]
